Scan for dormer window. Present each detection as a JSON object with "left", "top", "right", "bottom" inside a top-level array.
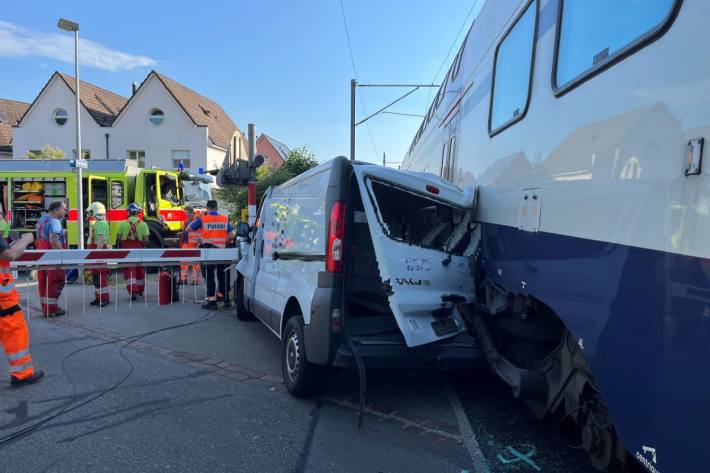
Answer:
[
  {"left": 53, "top": 108, "right": 68, "bottom": 126},
  {"left": 149, "top": 108, "right": 164, "bottom": 125}
]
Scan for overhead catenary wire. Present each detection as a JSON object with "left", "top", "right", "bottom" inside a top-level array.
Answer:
[
  {"left": 339, "top": 0, "right": 380, "bottom": 158},
  {"left": 424, "top": 0, "right": 482, "bottom": 112}
]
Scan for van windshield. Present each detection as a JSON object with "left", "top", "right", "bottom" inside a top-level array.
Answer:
[{"left": 368, "top": 179, "right": 472, "bottom": 256}]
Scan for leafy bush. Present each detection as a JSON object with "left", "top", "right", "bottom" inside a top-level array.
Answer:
[{"left": 217, "top": 145, "right": 318, "bottom": 220}]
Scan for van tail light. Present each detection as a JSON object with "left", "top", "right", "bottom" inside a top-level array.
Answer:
[
  {"left": 326, "top": 200, "right": 346, "bottom": 272},
  {"left": 426, "top": 184, "right": 440, "bottom": 194}
]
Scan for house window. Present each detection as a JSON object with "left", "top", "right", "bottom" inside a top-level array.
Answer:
[
  {"left": 555, "top": 0, "right": 678, "bottom": 92},
  {"left": 149, "top": 108, "right": 164, "bottom": 125},
  {"left": 489, "top": 0, "right": 537, "bottom": 136},
  {"left": 72, "top": 149, "right": 91, "bottom": 160},
  {"left": 53, "top": 108, "right": 68, "bottom": 126},
  {"left": 128, "top": 150, "right": 145, "bottom": 168},
  {"left": 171, "top": 150, "right": 190, "bottom": 169}
]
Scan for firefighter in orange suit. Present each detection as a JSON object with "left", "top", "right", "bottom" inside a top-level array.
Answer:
[
  {"left": 180, "top": 206, "right": 202, "bottom": 285},
  {"left": 0, "top": 232, "right": 44, "bottom": 387},
  {"left": 86, "top": 202, "right": 110, "bottom": 307},
  {"left": 189, "top": 200, "right": 232, "bottom": 310}
]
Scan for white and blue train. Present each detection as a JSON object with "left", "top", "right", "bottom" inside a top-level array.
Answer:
[{"left": 402, "top": 0, "right": 706, "bottom": 472}]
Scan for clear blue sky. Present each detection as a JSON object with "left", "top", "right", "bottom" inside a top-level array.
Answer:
[{"left": 1, "top": 1, "right": 481, "bottom": 164}]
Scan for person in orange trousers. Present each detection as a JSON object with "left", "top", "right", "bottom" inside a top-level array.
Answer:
[
  {"left": 0, "top": 232, "right": 44, "bottom": 387},
  {"left": 180, "top": 206, "right": 202, "bottom": 285}
]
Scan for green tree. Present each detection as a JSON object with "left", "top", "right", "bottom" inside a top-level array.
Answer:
[
  {"left": 282, "top": 146, "right": 318, "bottom": 176},
  {"left": 217, "top": 145, "right": 319, "bottom": 220},
  {"left": 27, "top": 144, "right": 65, "bottom": 160}
]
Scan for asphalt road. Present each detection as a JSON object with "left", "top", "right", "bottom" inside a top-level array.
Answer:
[{"left": 0, "top": 276, "right": 622, "bottom": 472}]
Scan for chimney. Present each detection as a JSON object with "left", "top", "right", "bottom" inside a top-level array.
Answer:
[{"left": 132, "top": 82, "right": 138, "bottom": 95}]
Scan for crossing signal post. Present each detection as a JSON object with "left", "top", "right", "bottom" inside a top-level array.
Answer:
[{"left": 217, "top": 122, "right": 264, "bottom": 227}]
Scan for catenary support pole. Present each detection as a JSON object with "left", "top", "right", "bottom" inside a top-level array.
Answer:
[{"left": 350, "top": 79, "right": 356, "bottom": 161}]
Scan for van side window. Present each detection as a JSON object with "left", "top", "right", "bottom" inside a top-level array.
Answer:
[
  {"left": 489, "top": 1, "right": 537, "bottom": 136},
  {"left": 554, "top": 0, "right": 678, "bottom": 92},
  {"left": 268, "top": 170, "right": 329, "bottom": 254}
]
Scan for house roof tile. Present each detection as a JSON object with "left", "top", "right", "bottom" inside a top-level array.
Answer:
[
  {"left": 58, "top": 73, "right": 128, "bottom": 126},
  {"left": 153, "top": 72, "right": 239, "bottom": 149},
  {"left": 0, "top": 98, "right": 30, "bottom": 148}
]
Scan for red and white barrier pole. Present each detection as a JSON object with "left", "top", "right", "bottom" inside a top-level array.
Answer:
[{"left": 247, "top": 181, "right": 256, "bottom": 227}]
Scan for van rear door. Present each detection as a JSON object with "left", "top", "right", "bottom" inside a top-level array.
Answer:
[{"left": 352, "top": 165, "right": 477, "bottom": 347}]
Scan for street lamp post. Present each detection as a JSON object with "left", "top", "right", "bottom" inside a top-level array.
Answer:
[{"left": 57, "top": 18, "right": 84, "bottom": 249}]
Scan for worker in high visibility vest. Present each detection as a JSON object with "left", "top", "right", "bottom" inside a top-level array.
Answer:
[
  {"left": 115, "top": 203, "right": 150, "bottom": 301},
  {"left": 180, "top": 206, "right": 202, "bottom": 285},
  {"left": 36, "top": 200, "right": 68, "bottom": 317},
  {"left": 189, "top": 200, "right": 233, "bottom": 310},
  {"left": 0, "top": 232, "right": 44, "bottom": 387},
  {"left": 86, "top": 202, "right": 110, "bottom": 307}
]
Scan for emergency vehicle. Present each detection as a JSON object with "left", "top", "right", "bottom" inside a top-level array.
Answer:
[{"left": 0, "top": 159, "right": 212, "bottom": 247}]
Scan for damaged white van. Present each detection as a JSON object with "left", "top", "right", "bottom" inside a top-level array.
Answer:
[{"left": 234, "top": 156, "right": 480, "bottom": 395}]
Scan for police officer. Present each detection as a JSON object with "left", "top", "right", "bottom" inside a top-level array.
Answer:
[
  {"left": 36, "top": 200, "right": 67, "bottom": 317},
  {"left": 0, "top": 232, "right": 44, "bottom": 387},
  {"left": 189, "top": 200, "right": 233, "bottom": 310},
  {"left": 115, "top": 203, "right": 149, "bottom": 300}
]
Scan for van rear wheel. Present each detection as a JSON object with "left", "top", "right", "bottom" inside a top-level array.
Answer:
[
  {"left": 235, "top": 277, "right": 255, "bottom": 321},
  {"left": 282, "top": 316, "right": 322, "bottom": 397}
]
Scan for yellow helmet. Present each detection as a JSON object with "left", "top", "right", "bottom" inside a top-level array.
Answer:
[{"left": 87, "top": 201, "right": 106, "bottom": 216}]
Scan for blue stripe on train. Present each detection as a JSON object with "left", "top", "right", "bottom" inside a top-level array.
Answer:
[{"left": 482, "top": 222, "right": 709, "bottom": 473}]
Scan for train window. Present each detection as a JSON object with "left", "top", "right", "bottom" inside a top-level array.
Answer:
[
  {"left": 489, "top": 1, "right": 537, "bottom": 136},
  {"left": 554, "top": 0, "right": 679, "bottom": 94}
]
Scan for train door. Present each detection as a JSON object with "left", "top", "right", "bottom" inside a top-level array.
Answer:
[{"left": 441, "top": 112, "right": 460, "bottom": 182}]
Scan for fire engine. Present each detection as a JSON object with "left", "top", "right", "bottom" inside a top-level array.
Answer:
[{"left": 0, "top": 159, "right": 212, "bottom": 247}]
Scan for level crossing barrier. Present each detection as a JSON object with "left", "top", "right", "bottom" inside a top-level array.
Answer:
[
  {"left": 9, "top": 248, "right": 239, "bottom": 319},
  {"left": 11, "top": 248, "right": 237, "bottom": 269}
]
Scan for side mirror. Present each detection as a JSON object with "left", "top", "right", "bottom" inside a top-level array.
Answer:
[{"left": 236, "top": 222, "right": 251, "bottom": 239}]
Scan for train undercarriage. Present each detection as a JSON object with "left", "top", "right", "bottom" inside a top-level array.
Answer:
[{"left": 460, "top": 279, "right": 630, "bottom": 472}]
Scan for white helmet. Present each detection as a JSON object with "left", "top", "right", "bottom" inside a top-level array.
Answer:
[{"left": 87, "top": 201, "right": 106, "bottom": 216}]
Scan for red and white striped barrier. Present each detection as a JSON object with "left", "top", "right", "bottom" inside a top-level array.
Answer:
[{"left": 10, "top": 248, "right": 237, "bottom": 269}]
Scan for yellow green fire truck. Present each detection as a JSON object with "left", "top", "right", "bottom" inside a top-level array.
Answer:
[{"left": 0, "top": 159, "right": 213, "bottom": 247}]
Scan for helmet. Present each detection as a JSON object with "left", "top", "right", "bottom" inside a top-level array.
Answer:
[
  {"left": 87, "top": 202, "right": 106, "bottom": 216},
  {"left": 127, "top": 203, "right": 141, "bottom": 213}
]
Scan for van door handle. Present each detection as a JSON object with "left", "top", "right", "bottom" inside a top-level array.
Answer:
[{"left": 272, "top": 251, "right": 279, "bottom": 260}]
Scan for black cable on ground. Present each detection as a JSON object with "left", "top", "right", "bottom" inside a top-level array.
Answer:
[
  {"left": 344, "top": 334, "right": 367, "bottom": 429},
  {"left": 0, "top": 311, "right": 219, "bottom": 447}
]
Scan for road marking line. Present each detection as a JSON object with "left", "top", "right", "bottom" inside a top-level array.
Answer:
[{"left": 446, "top": 380, "right": 491, "bottom": 473}]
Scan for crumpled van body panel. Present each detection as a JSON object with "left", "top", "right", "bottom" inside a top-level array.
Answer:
[{"left": 351, "top": 165, "right": 477, "bottom": 347}]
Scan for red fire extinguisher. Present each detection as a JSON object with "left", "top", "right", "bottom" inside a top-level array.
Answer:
[{"left": 159, "top": 268, "right": 178, "bottom": 305}]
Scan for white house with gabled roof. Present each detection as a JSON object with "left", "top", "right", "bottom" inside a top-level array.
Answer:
[{"left": 12, "top": 71, "right": 247, "bottom": 183}]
